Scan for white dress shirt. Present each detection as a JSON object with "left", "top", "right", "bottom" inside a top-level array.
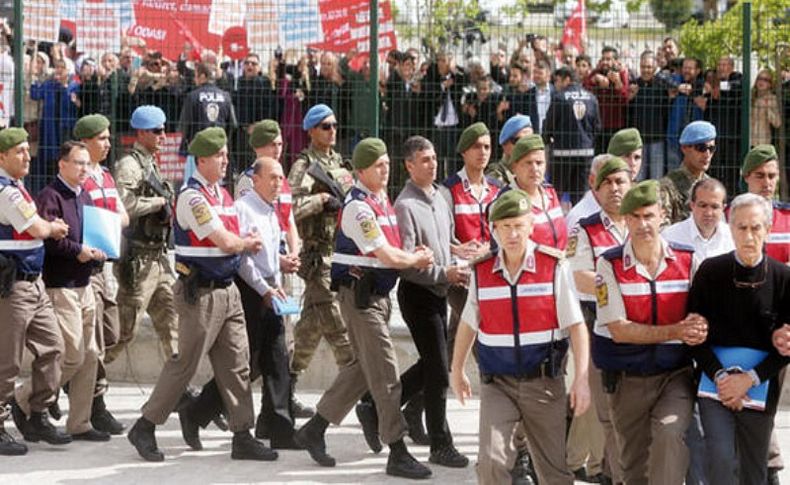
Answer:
[
  {"left": 565, "top": 190, "right": 600, "bottom": 232},
  {"left": 661, "top": 216, "right": 734, "bottom": 262},
  {"left": 235, "top": 190, "right": 282, "bottom": 296}
]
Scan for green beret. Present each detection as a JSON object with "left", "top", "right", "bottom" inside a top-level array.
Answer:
[
  {"left": 741, "top": 144, "right": 778, "bottom": 176},
  {"left": 188, "top": 127, "right": 227, "bottom": 157},
  {"left": 73, "top": 114, "right": 110, "bottom": 140},
  {"left": 607, "top": 128, "right": 643, "bottom": 156},
  {"left": 489, "top": 189, "right": 532, "bottom": 222},
  {"left": 249, "top": 120, "right": 281, "bottom": 149},
  {"left": 456, "top": 122, "right": 489, "bottom": 154},
  {"left": 620, "top": 180, "right": 660, "bottom": 215},
  {"left": 595, "top": 157, "right": 630, "bottom": 190},
  {"left": 0, "top": 127, "right": 28, "bottom": 152},
  {"left": 509, "top": 134, "right": 545, "bottom": 165},
  {"left": 352, "top": 137, "right": 387, "bottom": 170}
]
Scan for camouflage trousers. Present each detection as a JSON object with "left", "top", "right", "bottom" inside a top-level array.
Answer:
[
  {"left": 90, "top": 268, "right": 120, "bottom": 396},
  {"left": 290, "top": 266, "right": 353, "bottom": 374},
  {"left": 105, "top": 252, "right": 179, "bottom": 363}
]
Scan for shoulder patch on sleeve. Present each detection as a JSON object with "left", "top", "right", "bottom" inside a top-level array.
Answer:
[
  {"left": 595, "top": 274, "right": 608, "bottom": 307},
  {"left": 9, "top": 190, "right": 36, "bottom": 220},
  {"left": 187, "top": 194, "right": 213, "bottom": 226},
  {"left": 536, "top": 244, "right": 565, "bottom": 260},
  {"left": 566, "top": 235, "right": 578, "bottom": 257}
]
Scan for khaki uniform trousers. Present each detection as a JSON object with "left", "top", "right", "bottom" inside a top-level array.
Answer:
[
  {"left": 566, "top": 376, "right": 605, "bottom": 475},
  {"left": 607, "top": 366, "right": 694, "bottom": 485},
  {"left": 106, "top": 253, "right": 178, "bottom": 362},
  {"left": 291, "top": 263, "right": 353, "bottom": 373},
  {"left": 0, "top": 279, "right": 63, "bottom": 420},
  {"left": 478, "top": 375, "right": 574, "bottom": 485},
  {"left": 90, "top": 268, "right": 120, "bottom": 396},
  {"left": 141, "top": 280, "right": 254, "bottom": 432},
  {"left": 18, "top": 286, "right": 97, "bottom": 434},
  {"left": 315, "top": 287, "right": 407, "bottom": 445}
]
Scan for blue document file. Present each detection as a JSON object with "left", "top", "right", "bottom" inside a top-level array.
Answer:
[
  {"left": 83, "top": 205, "right": 122, "bottom": 260},
  {"left": 697, "top": 346, "right": 769, "bottom": 411},
  {"left": 272, "top": 296, "right": 300, "bottom": 316}
]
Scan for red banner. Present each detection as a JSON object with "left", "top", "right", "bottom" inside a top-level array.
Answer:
[
  {"left": 309, "top": 0, "right": 397, "bottom": 56},
  {"left": 127, "top": 0, "right": 221, "bottom": 61},
  {"left": 120, "top": 133, "right": 186, "bottom": 183}
]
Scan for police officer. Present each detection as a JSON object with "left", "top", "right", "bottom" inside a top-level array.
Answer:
[
  {"left": 485, "top": 114, "right": 532, "bottom": 186},
  {"left": 660, "top": 120, "right": 717, "bottom": 225},
  {"left": 741, "top": 144, "right": 790, "bottom": 265},
  {"left": 594, "top": 180, "right": 708, "bottom": 485},
  {"left": 607, "top": 127, "right": 644, "bottom": 181},
  {"left": 287, "top": 104, "right": 355, "bottom": 417},
  {"left": 73, "top": 114, "right": 129, "bottom": 435},
  {"left": 450, "top": 189, "right": 591, "bottom": 485},
  {"left": 295, "top": 138, "right": 435, "bottom": 479},
  {"left": 0, "top": 128, "right": 70, "bottom": 455},
  {"left": 178, "top": 62, "right": 237, "bottom": 155},
  {"left": 543, "top": 66, "right": 601, "bottom": 201},
  {"left": 567, "top": 157, "right": 632, "bottom": 484},
  {"left": 127, "top": 127, "right": 276, "bottom": 462},
  {"left": 105, "top": 106, "right": 178, "bottom": 364}
]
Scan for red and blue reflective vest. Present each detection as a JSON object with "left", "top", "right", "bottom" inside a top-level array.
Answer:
[
  {"left": 83, "top": 166, "right": 120, "bottom": 213},
  {"left": 766, "top": 202, "right": 790, "bottom": 264},
  {"left": 443, "top": 172, "right": 501, "bottom": 244},
  {"left": 0, "top": 177, "right": 44, "bottom": 274}
]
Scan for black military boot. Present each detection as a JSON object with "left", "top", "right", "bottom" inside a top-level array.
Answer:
[
  {"left": 178, "top": 404, "right": 202, "bottom": 451},
  {"left": 354, "top": 399, "right": 382, "bottom": 453},
  {"left": 511, "top": 448, "right": 538, "bottom": 485},
  {"left": 231, "top": 430, "right": 278, "bottom": 461},
  {"left": 128, "top": 417, "right": 164, "bottom": 462},
  {"left": 403, "top": 396, "right": 429, "bottom": 446},
  {"left": 255, "top": 385, "right": 272, "bottom": 439},
  {"left": 294, "top": 414, "right": 335, "bottom": 467},
  {"left": 0, "top": 424, "right": 27, "bottom": 456},
  {"left": 289, "top": 374, "right": 315, "bottom": 419},
  {"left": 10, "top": 399, "right": 28, "bottom": 436},
  {"left": 429, "top": 442, "right": 469, "bottom": 468},
  {"left": 25, "top": 411, "right": 72, "bottom": 445},
  {"left": 386, "top": 439, "right": 432, "bottom": 479},
  {"left": 91, "top": 395, "right": 125, "bottom": 435}
]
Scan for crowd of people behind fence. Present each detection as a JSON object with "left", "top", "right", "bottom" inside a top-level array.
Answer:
[{"left": 5, "top": 29, "right": 789, "bottom": 198}]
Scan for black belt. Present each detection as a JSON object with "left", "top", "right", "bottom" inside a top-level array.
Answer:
[
  {"left": 196, "top": 278, "right": 233, "bottom": 289},
  {"left": 16, "top": 272, "right": 39, "bottom": 282},
  {"left": 482, "top": 362, "right": 559, "bottom": 383}
]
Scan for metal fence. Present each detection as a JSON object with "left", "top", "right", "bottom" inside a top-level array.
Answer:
[{"left": 1, "top": 0, "right": 788, "bottom": 201}]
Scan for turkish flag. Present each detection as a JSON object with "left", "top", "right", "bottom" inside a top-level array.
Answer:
[{"left": 562, "top": 0, "right": 587, "bottom": 53}]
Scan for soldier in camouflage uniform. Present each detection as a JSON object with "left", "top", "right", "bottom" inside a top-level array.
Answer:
[
  {"left": 659, "top": 121, "right": 716, "bottom": 226},
  {"left": 485, "top": 114, "right": 532, "bottom": 185},
  {"left": 105, "top": 106, "right": 178, "bottom": 364},
  {"left": 288, "top": 104, "right": 355, "bottom": 415}
]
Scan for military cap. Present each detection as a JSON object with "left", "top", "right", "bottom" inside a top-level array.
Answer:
[
  {"left": 595, "top": 157, "right": 630, "bottom": 190},
  {"left": 0, "top": 127, "right": 28, "bottom": 152},
  {"left": 509, "top": 134, "right": 545, "bottom": 165},
  {"left": 620, "top": 180, "right": 660, "bottom": 215},
  {"left": 249, "top": 120, "right": 281, "bottom": 149},
  {"left": 741, "top": 144, "right": 778, "bottom": 176},
  {"left": 489, "top": 189, "right": 532, "bottom": 222},
  {"left": 498, "top": 115, "right": 532, "bottom": 146},
  {"left": 130, "top": 105, "right": 166, "bottom": 130},
  {"left": 302, "top": 104, "right": 334, "bottom": 130},
  {"left": 188, "top": 127, "right": 227, "bottom": 157},
  {"left": 679, "top": 120, "right": 716, "bottom": 145},
  {"left": 456, "top": 122, "right": 489, "bottom": 154},
  {"left": 607, "top": 128, "right": 643, "bottom": 156},
  {"left": 352, "top": 137, "right": 387, "bottom": 170},
  {"left": 73, "top": 114, "right": 110, "bottom": 140}
]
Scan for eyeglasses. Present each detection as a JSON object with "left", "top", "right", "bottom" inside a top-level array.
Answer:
[
  {"left": 693, "top": 144, "right": 716, "bottom": 154},
  {"left": 756, "top": 77, "right": 772, "bottom": 82},
  {"left": 148, "top": 127, "right": 165, "bottom": 135},
  {"left": 244, "top": 60, "right": 259, "bottom": 66},
  {"left": 319, "top": 122, "right": 338, "bottom": 131},
  {"left": 732, "top": 258, "right": 766, "bottom": 289}
]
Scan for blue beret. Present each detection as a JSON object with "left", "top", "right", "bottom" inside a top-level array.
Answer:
[
  {"left": 302, "top": 104, "right": 334, "bottom": 131},
  {"left": 679, "top": 121, "right": 716, "bottom": 145},
  {"left": 498, "top": 115, "right": 532, "bottom": 146},
  {"left": 130, "top": 105, "right": 166, "bottom": 130}
]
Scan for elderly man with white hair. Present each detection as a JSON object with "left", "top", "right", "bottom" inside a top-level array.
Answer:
[{"left": 689, "top": 193, "right": 790, "bottom": 485}]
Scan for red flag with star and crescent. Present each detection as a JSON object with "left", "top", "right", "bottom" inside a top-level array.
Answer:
[{"left": 562, "top": 0, "right": 587, "bottom": 53}]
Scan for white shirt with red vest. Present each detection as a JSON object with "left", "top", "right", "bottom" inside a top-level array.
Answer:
[
  {"left": 766, "top": 202, "right": 790, "bottom": 264},
  {"left": 441, "top": 167, "right": 501, "bottom": 244},
  {"left": 568, "top": 210, "right": 628, "bottom": 301},
  {"left": 337, "top": 182, "right": 401, "bottom": 257},
  {"left": 507, "top": 182, "right": 568, "bottom": 250},
  {"left": 0, "top": 168, "right": 45, "bottom": 275},
  {"left": 84, "top": 164, "right": 122, "bottom": 213}
]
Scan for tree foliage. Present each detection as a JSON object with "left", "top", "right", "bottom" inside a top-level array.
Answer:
[{"left": 649, "top": 0, "right": 694, "bottom": 30}]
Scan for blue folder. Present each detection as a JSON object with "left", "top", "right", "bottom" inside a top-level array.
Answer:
[
  {"left": 272, "top": 296, "right": 300, "bottom": 316},
  {"left": 697, "top": 346, "right": 770, "bottom": 411},
  {"left": 82, "top": 206, "right": 121, "bottom": 260}
]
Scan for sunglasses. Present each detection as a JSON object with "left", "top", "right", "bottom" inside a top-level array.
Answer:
[
  {"left": 732, "top": 259, "right": 766, "bottom": 289},
  {"left": 319, "top": 122, "right": 338, "bottom": 131},
  {"left": 693, "top": 144, "right": 716, "bottom": 154},
  {"left": 148, "top": 127, "right": 165, "bottom": 135},
  {"left": 244, "top": 60, "right": 259, "bottom": 66}
]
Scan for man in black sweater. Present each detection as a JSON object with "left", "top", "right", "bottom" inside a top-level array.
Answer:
[{"left": 689, "top": 193, "right": 790, "bottom": 485}]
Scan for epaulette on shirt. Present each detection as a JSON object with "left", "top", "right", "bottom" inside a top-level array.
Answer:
[
  {"left": 578, "top": 212, "right": 603, "bottom": 227},
  {"left": 485, "top": 175, "right": 503, "bottom": 188},
  {"left": 667, "top": 241, "right": 695, "bottom": 253},
  {"left": 536, "top": 244, "right": 565, "bottom": 260},
  {"left": 774, "top": 200, "right": 790, "bottom": 211},
  {"left": 469, "top": 249, "right": 496, "bottom": 268}
]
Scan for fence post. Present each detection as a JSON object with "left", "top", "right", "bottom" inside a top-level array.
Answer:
[
  {"left": 369, "top": 0, "right": 380, "bottom": 138},
  {"left": 12, "top": 0, "right": 23, "bottom": 128},
  {"left": 740, "top": 0, "right": 752, "bottom": 159}
]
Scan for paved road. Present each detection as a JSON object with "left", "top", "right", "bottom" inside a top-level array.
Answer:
[{"left": 1, "top": 384, "right": 788, "bottom": 484}]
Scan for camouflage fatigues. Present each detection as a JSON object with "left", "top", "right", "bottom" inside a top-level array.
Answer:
[
  {"left": 485, "top": 154, "right": 516, "bottom": 186},
  {"left": 659, "top": 165, "right": 709, "bottom": 227},
  {"left": 288, "top": 145, "right": 355, "bottom": 373},
  {"left": 105, "top": 142, "right": 178, "bottom": 363}
]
